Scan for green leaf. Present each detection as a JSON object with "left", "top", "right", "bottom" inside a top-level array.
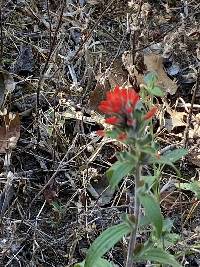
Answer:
[
  {"left": 139, "top": 193, "right": 163, "bottom": 237},
  {"left": 144, "top": 72, "right": 158, "bottom": 88},
  {"left": 162, "top": 218, "right": 174, "bottom": 233},
  {"left": 139, "top": 215, "right": 151, "bottom": 227},
  {"left": 141, "top": 175, "right": 156, "bottom": 189},
  {"left": 133, "top": 247, "right": 182, "bottom": 267},
  {"left": 74, "top": 261, "right": 85, "bottom": 267},
  {"left": 75, "top": 258, "right": 114, "bottom": 267},
  {"left": 159, "top": 148, "right": 188, "bottom": 163},
  {"left": 85, "top": 223, "right": 131, "bottom": 267},
  {"left": 149, "top": 86, "right": 164, "bottom": 97},
  {"left": 175, "top": 181, "right": 200, "bottom": 199},
  {"left": 107, "top": 160, "right": 134, "bottom": 189}
]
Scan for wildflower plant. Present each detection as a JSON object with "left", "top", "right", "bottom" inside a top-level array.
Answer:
[{"left": 75, "top": 73, "right": 188, "bottom": 267}]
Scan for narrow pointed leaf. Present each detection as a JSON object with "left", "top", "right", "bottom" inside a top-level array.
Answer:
[
  {"left": 107, "top": 160, "right": 134, "bottom": 189},
  {"left": 133, "top": 247, "right": 182, "bottom": 267},
  {"left": 139, "top": 193, "right": 163, "bottom": 237},
  {"left": 175, "top": 181, "right": 200, "bottom": 199},
  {"left": 75, "top": 258, "right": 114, "bottom": 267},
  {"left": 85, "top": 223, "right": 131, "bottom": 267},
  {"left": 159, "top": 148, "right": 188, "bottom": 163}
]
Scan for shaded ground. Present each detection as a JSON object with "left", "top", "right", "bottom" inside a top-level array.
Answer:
[{"left": 0, "top": 0, "right": 199, "bottom": 266}]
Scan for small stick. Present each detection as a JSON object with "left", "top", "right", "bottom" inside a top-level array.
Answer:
[
  {"left": 0, "top": 3, "right": 3, "bottom": 64},
  {"left": 36, "top": 1, "right": 65, "bottom": 142},
  {"left": 183, "top": 68, "right": 200, "bottom": 148}
]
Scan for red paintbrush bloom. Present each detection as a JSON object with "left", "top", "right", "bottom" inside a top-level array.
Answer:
[
  {"left": 117, "top": 132, "right": 127, "bottom": 141},
  {"left": 105, "top": 116, "right": 120, "bottom": 125},
  {"left": 98, "top": 86, "right": 140, "bottom": 115},
  {"left": 143, "top": 106, "right": 157, "bottom": 120}
]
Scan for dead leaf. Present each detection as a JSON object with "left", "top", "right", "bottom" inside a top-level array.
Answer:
[
  {"left": 87, "top": 0, "right": 99, "bottom": 4},
  {"left": 89, "top": 52, "right": 178, "bottom": 111},
  {"left": 0, "top": 113, "right": 20, "bottom": 153},
  {"left": 189, "top": 114, "right": 200, "bottom": 139},
  {"left": 43, "top": 187, "right": 58, "bottom": 204},
  {"left": 0, "top": 172, "right": 15, "bottom": 218},
  {"left": 164, "top": 111, "right": 186, "bottom": 132},
  {"left": 188, "top": 149, "right": 200, "bottom": 168},
  {"left": 89, "top": 58, "right": 128, "bottom": 110},
  {"left": 13, "top": 44, "right": 34, "bottom": 76},
  {"left": 122, "top": 52, "right": 178, "bottom": 95},
  {"left": 144, "top": 54, "right": 178, "bottom": 94},
  {"left": 0, "top": 70, "right": 15, "bottom": 108}
]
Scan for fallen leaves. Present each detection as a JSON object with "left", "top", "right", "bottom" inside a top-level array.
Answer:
[
  {"left": 0, "top": 112, "right": 20, "bottom": 153},
  {"left": 123, "top": 52, "right": 178, "bottom": 95},
  {"left": 144, "top": 54, "right": 178, "bottom": 95},
  {"left": 164, "top": 110, "right": 186, "bottom": 132},
  {"left": 0, "top": 70, "right": 16, "bottom": 109},
  {"left": 89, "top": 53, "right": 178, "bottom": 111}
]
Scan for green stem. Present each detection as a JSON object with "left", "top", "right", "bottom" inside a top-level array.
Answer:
[{"left": 126, "top": 164, "right": 141, "bottom": 267}]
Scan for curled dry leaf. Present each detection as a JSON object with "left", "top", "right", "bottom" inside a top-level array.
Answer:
[
  {"left": 123, "top": 52, "right": 178, "bottom": 95},
  {"left": 142, "top": 54, "right": 178, "bottom": 94},
  {"left": 0, "top": 113, "right": 20, "bottom": 153},
  {"left": 188, "top": 150, "right": 200, "bottom": 168},
  {"left": 0, "top": 70, "right": 16, "bottom": 108},
  {"left": 164, "top": 111, "right": 186, "bottom": 132},
  {"left": 0, "top": 171, "right": 15, "bottom": 218}
]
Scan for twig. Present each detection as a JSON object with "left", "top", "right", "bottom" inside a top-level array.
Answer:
[
  {"left": 36, "top": 1, "right": 65, "bottom": 142},
  {"left": 31, "top": 201, "right": 46, "bottom": 262},
  {"left": 28, "top": 133, "right": 79, "bottom": 209},
  {"left": 0, "top": 1, "right": 3, "bottom": 64},
  {"left": 129, "top": 0, "right": 143, "bottom": 65},
  {"left": 69, "top": 0, "right": 115, "bottom": 62},
  {"left": 183, "top": 68, "right": 200, "bottom": 148}
]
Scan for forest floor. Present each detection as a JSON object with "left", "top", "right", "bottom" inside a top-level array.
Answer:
[{"left": 0, "top": 0, "right": 199, "bottom": 266}]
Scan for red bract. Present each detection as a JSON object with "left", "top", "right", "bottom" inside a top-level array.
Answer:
[
  {"left": 105, "top": 116, "right": 120, "bottom": 125},
  {"left": 98, "top": 86, "right": 139, "bottom": 115},
  {"left": 117, "top": 132, "right": 127, "bottom": 141},
  {"left": 143, "top": 106, "right": 157, "bottom": 120}
]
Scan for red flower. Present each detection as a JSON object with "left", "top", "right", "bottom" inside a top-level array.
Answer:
[
  {"left": 105, "top": 116, "right": 120, "bottom": 125},
  {"left": 117, "top": 132, "right": 127, "bottom": 141},
  {"left": 98, "top": 86, "right": 139, "bottom": 115},
  {"left": 127, "top": 119, "right": 136, "bottom": 126},
  {"left": 96, "top": 130, "right": 105, "bottom": 137},
  {"left": 143, "top": 106, "right": 157, "bottom": 120}
]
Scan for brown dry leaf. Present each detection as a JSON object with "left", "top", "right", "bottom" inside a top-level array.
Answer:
[
  {"left": 0, "top": 70, "right": 15, "bottom": 109},
  {"left": 89, "top": 58, "right": 128, "bottom": 110},
  {"left": 43, "top": 187, "right": 58, "bottom": 204},
  {"left": 107, "top": 58, "right": 128, "bottom": 88},
  {"left": 188, "top": 150, "right": 200, "bottom": 167},
  {"left": 164, "top": 111, "right": 186, "bottom": 132},
  {"left": 123, "top": 52, "right": 178, "bottom": 95},
  {"left": 0, "top": 113, "right": 20, "bottom": 153},
  {"left": 188, "top": 113, "right": 200, "bottom": 139},
  {"left": 144, "top": 54, "right": 177, "bottom": 94}
]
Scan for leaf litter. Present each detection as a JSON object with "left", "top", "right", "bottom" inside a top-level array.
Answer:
[{"left": 0, "top": 0, "right": 199, "bottom": 266}]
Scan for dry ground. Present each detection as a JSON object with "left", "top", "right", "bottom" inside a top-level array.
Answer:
[{"left": 0, "top": 0, "right": 199, "bottom": 266}]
